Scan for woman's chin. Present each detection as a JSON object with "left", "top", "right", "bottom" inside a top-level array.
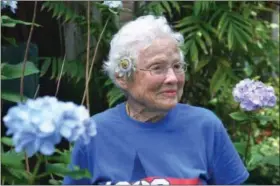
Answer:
[{"left": 155, "top": 100, "right": 178, "bottom": 111}]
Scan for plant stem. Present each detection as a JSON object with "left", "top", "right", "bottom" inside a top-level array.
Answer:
[
  {"left": 55, "top": 54, "right": 66, "bottom": 97},
  {"left": 244, "top": 122, "right": 252, "bottom": 165},
  {"left": 19, "top": 1, "right": 37, "bottom": 174},
  {"left": 28, "top": 155, "right": 42, "bottom": 185},
  {"left": 33, "top": 84, "right": 40, "bottom": 98},
  {"left": 84, "top": 1, "right": 91, "bottom": 110},
  {"left": 45, "top": 157, "right": 54, "bottom": 180},
  {"left": 20, "top": 1, "right": 37, "bottom": 101},
  {"left": 35, "top": 172, "right": 49, "bottom": 179},
  {"left": 81, "top": 17, "right": 110, "bottom": 106}
]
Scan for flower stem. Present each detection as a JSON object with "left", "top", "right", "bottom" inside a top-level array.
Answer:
[
  {"left": 35, "top": 172, "right": 49, "bottom": 179},
  {"left": 81, "top": 17, "right": 110, "bottom": 106},
  {"left": 20, "top": 1, "right": 37, "bottom": 101},
  {"left": 21, "top": 0, "right": 38, "bottom": 175},
  {"left": 28, "top": 155, "right": 42, "bottom": 185},
  {"left": 25, "top": 153, "right": 30, "bottom": 173},
  {"left": 244, "top": 122, "right": 252, "bottom": 165},
  {"left": 45, "top": 157, "right": 54, "bottom": 180}
]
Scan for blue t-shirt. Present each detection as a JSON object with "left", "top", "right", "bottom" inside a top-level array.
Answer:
[{"left": 63, "top": 103, "right": 249, "bottom": 185}]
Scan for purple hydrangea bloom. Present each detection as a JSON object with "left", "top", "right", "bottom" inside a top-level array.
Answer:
[
  {"left": 3, "top": 96, "right": 97, "bottom": 157},
  {"left": 233, "top": 78, "right": 277, "bottom": 111},
  {"left": 1, "top": 0, "right": 17, "bottom": 13}
]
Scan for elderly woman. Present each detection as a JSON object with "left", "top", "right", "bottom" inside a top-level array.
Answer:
[{"left": 63, "top": 15, "right": 249, "bottom": 185}]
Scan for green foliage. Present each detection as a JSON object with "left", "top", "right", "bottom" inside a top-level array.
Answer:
[
  {"left": 1, "top": 15, "right": 41, "bottom": 27},
  {"left": 1, "top": 61, "right": 39, "bottom": 102},
  {"left": 41, "top": 1, "right": 84, "bottom": 23},
  {"left": 1, "top": 61, "right": 40, "bottom": 80},
  {"left": 39, "top": 57, "right": 85, "bottom": 83},
  {"left": 230, "top": 112, "right": 249, "bottom": 121},
  {"left": 105, "top": 79, "right": 125, "bottom": 108},
  {"left": 138, "top": 1, "right": 181, "bottom": 18},
  {"left": 46, "top": 163, "right": 91, "bottom": 179}
]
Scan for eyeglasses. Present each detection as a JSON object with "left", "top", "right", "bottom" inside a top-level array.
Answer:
[{"left": 138, "top": 62, "right": 187, "bottom": 76}]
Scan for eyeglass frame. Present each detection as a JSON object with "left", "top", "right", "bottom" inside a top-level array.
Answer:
[{"left": 137, "top": 62, "right": 187, "bottom": 76}]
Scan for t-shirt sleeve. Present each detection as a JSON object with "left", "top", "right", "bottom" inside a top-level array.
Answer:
[
  {"left": 209, "top": 120, "right": 249, "bottom": 185},
  {"left": 62, "top": 139, "right": 92, "bottom": 185}
]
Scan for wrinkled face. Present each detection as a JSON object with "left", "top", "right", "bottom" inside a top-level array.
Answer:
[{"left": 126, "top": 37, "right": 185, "bottom": 111}]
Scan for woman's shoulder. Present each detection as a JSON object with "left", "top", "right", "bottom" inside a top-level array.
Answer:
[
  {"left": 176, "top": 103, "right": 219, "bottom": 119},
  {"left": 175, "top": 103, "right": 223, "bottom": 129},
  {"left": 90, "top": 102, "right": 124, "bottom": 127}
]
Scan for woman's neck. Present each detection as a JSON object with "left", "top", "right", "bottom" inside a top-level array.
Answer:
[{"left": 126, "top": 99, "right": 167, "bottom": 123}]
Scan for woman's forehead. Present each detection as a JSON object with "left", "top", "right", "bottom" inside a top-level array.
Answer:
[{"left": 139, "top": 38, "right": 180, "bottom": 64}]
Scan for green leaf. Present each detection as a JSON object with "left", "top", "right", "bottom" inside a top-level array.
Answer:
[
  {"left": 1, "top": 151, "right": 25, "bottom": 169},
  {"left": 200, "top": 28, "right": 212, "bottom": 47},
  {"left": 1, "top": 137, "right": 13, "bottom": 147},
  {"left": 1, "top": 91, "right": 28, "bottom": 103},
  {"left": 40, "top": 57, "right": 52, "bottom": 77},
  {"left": 180, "top": 25, "right": 199, "bottom": 35},
  {"left": 1, "top": 62, "right": 39, "bottom": 80},
  {"left": 49, "top": 179, "right": 62, "bottom": 185},
  {"left": 170, "top": 1, "right": 180, "bottom": 14},
  {"left": 175, "top": 16, "right": 198, "bottom": 28},
  {"left": 194, "top": 58, "right": 210, "bottom": 73},
  {"left": 2, "top": 36, "right": 17, "bottom": 47},
  {"left": 209, "top": 8, "right": 223, "bottom": 25},
  {"left": 233, "top": 27, "right": 248, "bottom": 51},
  {"left": 227, "top": 24, "right": 234, "bottom": 49},
  {"left": 46, "top": 163, "right": 92, "bottom": 179},
  {"left": 234, "top": 142, "right": 246, "bottom": 156},
  {"left": 210, "top": 66, "right": 227, "bottom": 96},
  {"left": 196, "top": 36, "right": 208, "bottom": 54},
  {"left": 229, "top": 112, "right": 249, "bottom": 121},
  {"left": 161, "top": 1, "right": 172, "bottom": 18},
  {"left": 254, "top": 115, "right": 273, "bottom": 122},
  {"left": 107, "top": 87, "right": 125, "bottom": 107},
  {"left": 262, "top": 155, "right": 280, "bottom": 166},
  {"left": 1, "top": 15, "right": 41, "bottom": 27},
  {"left": 51, "top": 58, "right": 57, "bottom": 79},
  {"left": 190, "top": 42, "right": 199, "bottom": 63}
]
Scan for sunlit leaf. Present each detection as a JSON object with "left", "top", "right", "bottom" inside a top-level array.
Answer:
[
  {"left": 1, "top": 91, "right": 28, "bottom": 102},
  {"left": 229, "top": 112, "right": 249, "bottom": 121},
  {"left": 1, "top": 62, "right": 39, "bottom": 80}
]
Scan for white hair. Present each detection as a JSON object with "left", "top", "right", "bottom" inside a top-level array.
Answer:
[{"left": 103, "top": 15, "right": 185, "bottom": 86}]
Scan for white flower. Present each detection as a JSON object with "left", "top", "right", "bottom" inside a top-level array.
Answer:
[
  {"left": 115, "top": 56, "right": 136, "bottom": 77},
  {"left": 103, "top": 1, "right": 122, "bottom": 9},
  {"left": 1, "top": 0, "right": 17, "bottom": 13}
]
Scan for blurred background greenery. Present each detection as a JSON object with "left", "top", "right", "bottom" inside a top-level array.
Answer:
[{"left": 1, "top": 1, "right": 279, "bottom": 185}]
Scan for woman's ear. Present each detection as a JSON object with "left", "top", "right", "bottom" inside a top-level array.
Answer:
[{"left": 115, "top": 73, "right": 128, "bottom": 90}]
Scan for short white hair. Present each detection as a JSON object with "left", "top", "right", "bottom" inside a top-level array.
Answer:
[{"left": 103, "top": 15, "right": 184, "bottom": 86}]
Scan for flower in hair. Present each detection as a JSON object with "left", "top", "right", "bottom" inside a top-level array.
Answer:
[{"left": 115, "top": 56, "right": 135, "bottom": 77}]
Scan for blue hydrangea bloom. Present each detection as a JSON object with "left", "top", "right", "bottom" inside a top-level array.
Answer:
[
  {"left": 1, "top": 0, "right": 17, "bottom": 13},
  {"left": 233, "top": 79, "right": 277, "bottom": 111},
  {"left": 3, "top": 96, "right": 97, "bottom": 157}
]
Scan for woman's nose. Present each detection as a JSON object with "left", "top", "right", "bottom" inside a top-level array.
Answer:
[{"left": 164, "top": 68, "right": 178, "bottom": 84}]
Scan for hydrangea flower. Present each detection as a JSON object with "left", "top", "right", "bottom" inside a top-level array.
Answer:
[
  {"left": 1, "top": 0, "right": 17, "bottom": 13},
  {"left": 103, "top": 1, "right": 122, "bottom": 9},
  {"left": 233, "top": 78, "right": 277, "bottom": 111},
  {"left": 3, "top": 96, "right": 97, "bottom": 157}
]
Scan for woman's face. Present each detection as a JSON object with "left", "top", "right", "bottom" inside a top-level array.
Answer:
[{"left": 126, "top": 37, "right": 185, "bottom": 111}]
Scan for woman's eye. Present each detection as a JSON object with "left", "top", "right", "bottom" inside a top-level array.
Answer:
[
  {"left": 173, "top": 64, "right": 181, "bottom": 69},
  {"left": 151, "top": 66, "right": 161, "bottom": 70}
]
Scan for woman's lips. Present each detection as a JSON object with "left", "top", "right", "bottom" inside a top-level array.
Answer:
[{"left": 162, "top": 90, "right": 177, "bottom": 97}]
